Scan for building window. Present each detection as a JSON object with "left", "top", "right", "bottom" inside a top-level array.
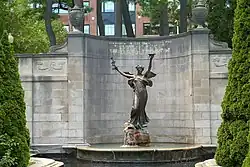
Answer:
[
  {"left": 128, "top": 2, "right": 135, "bottom": 11},
  {"left": 84, "top": 24, "right": 90, "bottom": 34},
  {"left": 143, "top": 23, "right": 159, "bottom": 35},
  {"left": 122, "top": 24, "right": 136, "bottom": 36},
  {"left": 83, "top": 1, "right": 90, "bottom": 7},
  {"left": 52, "top": 3, "right": 68, "bottom": 14},
  {"left": 105, "top": 24, "right": 115, "bottom": 35},
  {"left": 102, "top": 1, "right": 114, "bottom": 12}
]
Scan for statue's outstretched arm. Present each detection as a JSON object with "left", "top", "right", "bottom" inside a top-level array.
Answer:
[
  {"left": 115, "top": 67, "right": 134, "bottom": 78},
  {"left": 147, "top": 54, "right": 155, "bottom": 72},
  {"left": 111, "top": 57, "right": 134, "bottom": 78}
]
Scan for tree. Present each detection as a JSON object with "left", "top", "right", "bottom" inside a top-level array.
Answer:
[
  {"left": 207, "top": 0, "right": 236, "bottom": 48},
  {"left": 115, "top": 0, "right": 122, "bottom": 37},
  {"left": 215, "top": 0, "right": 250, "bottom": 166},
  {"left": 45, "top": 0, "right": 56, "bottom": 46},
  {"left": 179, "top": 0, "right": 187, "bottom": 33},
  {"left": 31, "top": 0, "right": 92, "bottom": 45},
  {"left": 121, "top": 0, "right": 135, "bottom": 37},
  {"left": 97, "top": 0, "right": 105, "bottom": 36},
  {"left": 159, "top": 1, "right": 169, "bottom": 36},
  {"left": 6, "top": 0, "right": 68, "bottom": 53},
  {"left": 137, "top": 0, "right": 180, "bottom": 35},
  {"left": 242, "top": 127, "right": 250, "bottom": 167},
  {"left": 102, "top": 0, "right": 135, "bottom": 37},
  {"left": 0, "top": 11, "right": 30, "bottom": 167}
]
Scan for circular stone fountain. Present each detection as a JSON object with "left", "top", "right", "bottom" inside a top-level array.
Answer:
[{"left": 76, "top": 143, "right": 214, "bottom": 167}]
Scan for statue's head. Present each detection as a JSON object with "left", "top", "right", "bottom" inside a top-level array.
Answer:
[{"left": 136, "top": 65, "right": 144, "bottom": 74}]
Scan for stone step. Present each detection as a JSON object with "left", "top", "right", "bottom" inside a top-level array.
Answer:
[
  {"left": 195, "top": 159, "right": 221, "bottom": 167},
  {"left": 29, "top": 157, "right": 64, "bottom": 167}
]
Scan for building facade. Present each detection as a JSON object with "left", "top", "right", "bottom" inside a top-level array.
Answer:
[{"left": 58, "top": 0, "right": 152, "bottom": 37}]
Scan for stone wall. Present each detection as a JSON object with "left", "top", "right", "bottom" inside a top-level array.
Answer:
[
  {"left": 18, "top": 53, "right": 68, "bottom": 146},
  {"left": 83, "top": 34, "right": 193, "bottom": 143},
  {"left": 17, "top": 29, "right": 231, "bottom": 151},
  {"left": 209, "top": 49, "right": 231, "bottom": 144}
]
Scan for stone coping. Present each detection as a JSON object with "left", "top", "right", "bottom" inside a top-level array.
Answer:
[
  {"left": 16, "top": 53, "right": 68, "bottom": 58},
  {"left": 68, "top": 28, "right": 210, "bottom": 40},
  {"left": 76, "top": 143, "right": 215, "bottom": 163},
  {"left": 29, "top": 157, "right": 64, "bottom": 167},
  {"left": 77, "top": 143, "right": 203, "bottom": 152}
]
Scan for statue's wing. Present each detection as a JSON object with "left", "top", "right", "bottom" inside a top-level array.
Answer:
[
  {"left": 124, "top": 71, "right": 134, "bottom": 75},
  {"left": 144, "top": 71, "right": 157, "bottom": 79}
]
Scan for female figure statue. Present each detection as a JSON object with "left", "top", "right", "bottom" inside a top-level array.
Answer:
[{"left": 111, "top": 54, "right": 156, "bottom": 129}]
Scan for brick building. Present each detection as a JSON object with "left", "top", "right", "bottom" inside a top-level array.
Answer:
[{"left": 58, "top": 0, "right": 154, "bottom": 37}]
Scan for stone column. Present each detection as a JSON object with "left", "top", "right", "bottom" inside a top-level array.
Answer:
[
  {"left": 191, "top": 29, "right": 211, "bottom": 144},
  {"left": 67, "top": 32, "right": 86, "bottom": 144}
]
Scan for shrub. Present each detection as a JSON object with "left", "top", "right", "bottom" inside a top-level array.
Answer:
[
  {"left": 229, "top": 121, "right": 248, "bottom": 167},
  {"left": 215, "top": 121, "right": 233, "bottom": 166},
  {"left": 242, "top": 122, "right": 250, "bottom": 167},
  {"left": 0, "top": 32, "right": 30, "bottom": 167},
  {"left": 215, "top": 0, "right": 250, "bottom": 166}
]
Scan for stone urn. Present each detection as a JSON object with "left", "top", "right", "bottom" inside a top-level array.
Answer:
[
  {"left": 69, "top": 4, "right": 84, "bottom": 32},
  {"left": 192, "top": 0, "right": 208, "bottom": 28}
]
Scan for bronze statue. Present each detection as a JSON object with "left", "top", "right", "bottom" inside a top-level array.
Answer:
[{"left": 111, "top": 54, "right": 156, "bottom": 130}]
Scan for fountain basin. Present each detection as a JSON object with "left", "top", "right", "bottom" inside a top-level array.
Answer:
[{"left": 77, "top": 143, "right": 215, "bottom": 166}]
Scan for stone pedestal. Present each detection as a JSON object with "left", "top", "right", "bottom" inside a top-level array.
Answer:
[{"left": 122, "top": 122, "right": 150, "bottom": 147}]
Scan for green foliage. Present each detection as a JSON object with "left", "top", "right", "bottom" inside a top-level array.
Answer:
[
  {"left": 216, "top": 121, "right": 248, "bottom": 167},
  {"left": 14, "top": 19, "right": 67, "bottom": 54},
  {"left": 229, "top": 121, "right": 248, "bottom": 166},
  {"left": 0, "top": 135, "right": 19, "bottom": 167},
  {"left": 215, "top": 0, "right": 250, "bottom": 166},
  {"left": 215, "top": 121, "right": 234, "bottom": 166},
  {"left": 242, "top": 123, "right": 250, "bottom": 167},
  {"left": 137, "top": 0, "right": 179, "bottom": 25},
  {"left": 0, "top": 31, "right": 30, "bottom": 166},
  {"left": 207, "top": 0, "right": 236, "bottom": 48},
  {"left": 0, "top": 0, "right": 67, "bottom": 54},
  {"left": 14, "top": 0, "right": 68, "bottom": 53}
]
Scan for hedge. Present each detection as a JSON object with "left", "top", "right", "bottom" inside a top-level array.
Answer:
[
  {"left": 0, "top": 32, "right": 30, "bottom": 167},
  {"left": 242, "top": 122, "right": 250, "bottom": 167},
  {"left": 215, "top": 0, "right": 250, "bottom": 166}
]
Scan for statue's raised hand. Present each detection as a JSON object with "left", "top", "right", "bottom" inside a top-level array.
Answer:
[
  {"left": 113, "top": 65, "right": 118, "bottom": 70},
  {"left": 148, "top": 53, "right": 155, "bottom": 59},
  {"left": 111, "top": 57, "right": 118, "bottom": 70}
]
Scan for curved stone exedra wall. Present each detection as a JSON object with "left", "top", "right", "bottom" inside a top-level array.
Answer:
[
  {"left": 17, "top": 29, "right": 232, "bottom": 151},
  {"left": 82, "top": 33, "right": 193, "bottom": 143}
]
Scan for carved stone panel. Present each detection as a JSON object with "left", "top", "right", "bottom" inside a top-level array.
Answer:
[
  {"left": 33, "top": 58, "right": 67, "bottom": 76},
  {"left": 210, "top": 54, "right": 231, "bottom": 78}
]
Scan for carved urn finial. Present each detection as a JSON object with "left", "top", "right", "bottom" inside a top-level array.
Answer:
[
  {"left": 69, "top": 0, "right": 84, "bottom": 32},
  {"left": 192, "top": 0, "right": 208, "bottom": 28}
]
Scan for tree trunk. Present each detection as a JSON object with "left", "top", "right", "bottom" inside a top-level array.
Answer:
[
  {"left": 45, "top": 0, "right": 56, "bottom": 46},
  {"left": 115, "top": 0, "right": 122, "bottom": 37},
  {"left": 159, "top": 5, "right": 169, "bottom": 36},
  {"left": 121, "top": 0, "right": 135, "bottom": 37},
  {"left": 180, "top": 0, "right": 187, "bottom": 33},
  {"left": 97, "top": 0, "right": 105, "bottom": 36}
]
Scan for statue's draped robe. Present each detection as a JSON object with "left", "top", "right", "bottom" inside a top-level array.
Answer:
[{"left": 125, "top": 71, "right": 156, "bottom": 128}]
